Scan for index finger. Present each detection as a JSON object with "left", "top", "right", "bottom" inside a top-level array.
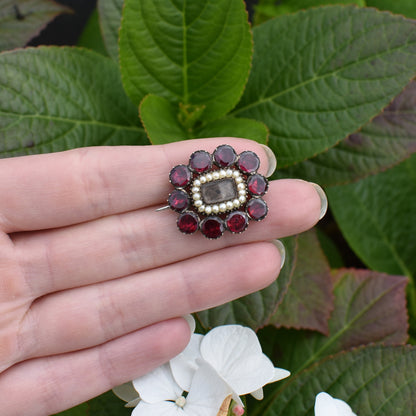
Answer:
[{"left": 0, "top": 138, "right": 274, "bottom": 233}]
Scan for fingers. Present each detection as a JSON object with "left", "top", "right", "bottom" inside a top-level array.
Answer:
[
  {"left": 0, "top": 138, "right": 272, "bottom": 233},
  {"left": 0, "top": 318, "right": 191, "bottom": 416},
  {"left": 12, "top": 179, "right": 322, "bottom": 298},
  {"left": 17, "top": 242, "right": 281, "bottom": 361}
]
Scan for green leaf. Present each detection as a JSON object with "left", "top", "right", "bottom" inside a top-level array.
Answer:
[
  {"left": 52, "top": 403, "right": 88, "bottom": 416},
  {"left": 253, "top": 0, "right": 365, "bottom": 25},
  {"left": 196, "top": 118, "right": 269, "bottom": 145},
  {"left": 272, "top": 269, "right": 408, "bottom": 375},
  {"left": 77, "top": 9, "right": 108, "bottom": 56},
  {"left": 196, "top": 236, "right": 298, "bottom": 330},
  {"left": 270, "top": 230, "right": 333, "bottom": 334},
  {"left": 119, "top": 0, "right": 253, "bottom": 121},
  {"left": 0, "top": 0, "right": 71, "bottom": 52},
  {"left": 367, "top": 0, "right": 416, "bottom": 19},
  {"left": 0, "top": 47, "right": 148, "bottom": 157},
  {"left": 233, "top": 6, "right": 416, "bottom": 168},
  {"left": 277, "top": 80, "right": 416, "bottom": 186},
  {"left": 327, "top": 154, "right": 416, "bottom": 278},
  {"left": 263, "top": 345, "right": 416, "bottom": 416},
  {"left": 88, "top": 390, "right": 131, "bottom": 416},
  {"left": 140, "top": 94, "right": 269, "bottom": 145},
  {"left": 97, "top": 0, "right": 123, "bottom": 61}
]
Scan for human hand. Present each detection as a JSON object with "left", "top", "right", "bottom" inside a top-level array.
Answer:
[{"left": 0, "top": 138, "right": 325, "bottom": 415}]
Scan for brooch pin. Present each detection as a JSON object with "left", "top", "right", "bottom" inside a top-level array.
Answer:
[{"left": 162, "top": 145, "right": 269, "bottom": 239}]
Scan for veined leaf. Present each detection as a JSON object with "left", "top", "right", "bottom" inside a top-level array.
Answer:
[
  {"left": 234, "top": 6, "right": 416, "bottom": 168},
  {"left": 278, "top": 80, "right": 416, "bottom": 185},
  {"left": 262, "top": 345, "right": 416, "bottom": 416},
  {"left": 0, "top": 0, "right": 70, "bottom": 52},
  {"left": 0, "top": 47, "right": 147, "bottom": 157},
  {"left": 97, "top": 0, "right": 123, "bottom": 61},
  {"left": 119, "top": 0, "right": 253, "bottom": 121}
]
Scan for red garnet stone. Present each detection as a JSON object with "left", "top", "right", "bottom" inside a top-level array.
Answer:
[
  {"left": 168, "top": 190, "right": 189, "bottom": 212},
  {"left": 213, "top": 145, "right": 237, "bottom": 167},
  {"left": 200, "top": 216, "right": 225, "bottom": 239},
  {"left": 170, "top": 165, "right": 191, "bottom": 187},
  {"left": 226, "top": 211, "right": 249, "bottom": 233},
  {"left": 247, "top": 174, "right": 268, "bottom": 196},
  {"left": 189, "top": 150, "right": 212, "bottom": 173},
  {"left": 177, "top": 212, "right": 199, "bottom": 234},
  {"left": 237, "top": 151, "right": 260, "bottom": 173},
  {"left": 246, "top": 198, "right": 268, "bottom": 221}
]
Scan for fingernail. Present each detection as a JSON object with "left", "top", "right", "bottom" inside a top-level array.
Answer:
[
  {"left": 272, "top": 239, "right": 286, "bottom": 270},
  {"left": 310, "top": 182, "right": 328, "bottom": 220},
  {"left": 259, "top": 144, "right": 277, "bottom": 178},
  {"left": 182, "top": 314, "right": 196, "bottom": 334}
]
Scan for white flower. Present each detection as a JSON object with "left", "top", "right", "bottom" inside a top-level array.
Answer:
[
  {"left": 112, "top": 381, "right": 141, "bottom": 408},
  {"left": 132, "top": 362, "right": 231, "bottom": 416},
  {"left": 170, "top": 325, "right": 290, "bottom": 405},
  {"left": 315, "top": 392, "right": 357, "bottom": 416}
]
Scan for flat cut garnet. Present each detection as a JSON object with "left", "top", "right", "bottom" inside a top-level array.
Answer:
[
  {"left": 177, "top": 212, "right": 199, "bottom": 234},
  {"left": 189, "top": 150, "right": 212, "bottom": 173},
  {"left": 237, "top": 151, "right": 260, "bottom": 173},
  {"left": 170, "top": 165, "right": 191, "bottom": 187},
  {"left": 168, "top": 190, "right": 189, "bottom": 212},
  {"left": 213, "top": 145, "right": 237, "bottom": 167},
  {"left": 200, "top": 216, "right": 225, "bottom": 239},
  {"left": 247, "top": 174, "right": 268, "bottom": 196},
  {"left": 226, "top": 211, "right": 248, "bottom": 233},
  {"left": 246, "top": 198, "right": 268, "bottom": 221}
]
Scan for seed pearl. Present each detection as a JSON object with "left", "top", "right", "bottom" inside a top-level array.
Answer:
[
  {"left": 206, "top": 173, "right": 213, "bottom": 182},
  {"left": 198, "top": 205, "right": 206, "bottom": 212},
  {"left": 212, "top": 171, "right": 220, "bottom": 180},
  {"left": 232, "top": 170, "right": 240, "bottom": 178},
  {"left": 194, "top": 200, "right": 203, "bottom": 207},
  {"left": 226, "top": 201, "right": 234, "bottom": 210},
  {"left": 194, "top": 179, "right": 201, "bottom": 187},
  {"left": 193, "top": 193, "right": 201, "bottom": 200},
  {"left": 219, "top": 203, "right": 227, "bottom": 212},
  {"left": 226, "top": 169, "right": 233, "bottom": 177},
  {"left": 191, "top": 186, "right": 199, "bottom": 193},
  {"left": 219, "top": 169, "right": 226, "bottom": 178},
  {"left": 237, "top": 183, "right": 245, "bottom": 190},
  {"left": 233, "top": 199, "right": 240, "bottom": 207},
  {"left": 205, "top": 206, "right": 212, "bottom": 214},
  {"left": 212, "top": 205, "right": 219, "bottom": 213},
  {"left": 200, "top": 176, "right": 207, "bottom": 184},
  {"left": 239, "top": 195, "right": 246, "bottom": 203},
  {"left": 235, "top": 177, "right": 243, "bottom": 183},
  {"left": 239, "top": 190, "right": 246, "bottom": 196}
]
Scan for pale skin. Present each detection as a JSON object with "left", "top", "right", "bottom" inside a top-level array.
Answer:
[{"left": 0, "top": 138, "right": 323, "bottom": 416}]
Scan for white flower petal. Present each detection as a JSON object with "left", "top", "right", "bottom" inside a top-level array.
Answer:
[
  {"left": 201, "top": 325, "right": 274, "bottom": 394},
  {"left": 250, "top": 387, "right": 264, "bottom": 400},
  {"left": 269, "top": 368, "right": 291, "bottom": 383},
  {"left": 133, "top": 363, "right": 182, "bottom": 403},
  {"left": 125, "top": 397, "right": 141, "bottom": 408},
  {"left": 112, "top": 381, "right": 140, "bottom": 403},
  {"left": 170, "top": 334, "right": 204, "bottom": 391},
  {"left": 315, "top": 392, "right": 357, "bottom": 416},
  {"left": 183, "top": 314, "right": 196, "bottom": 334},
  {"left": 185, "top": 361, "right": 232, "bottom": 416},
  {"left": 132, "top": 400, "right": 182, "bottom": 416}
]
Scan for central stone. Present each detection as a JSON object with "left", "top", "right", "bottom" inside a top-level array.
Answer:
[{"left": 200, "top": 178, "right": 238, "bottom": 204}]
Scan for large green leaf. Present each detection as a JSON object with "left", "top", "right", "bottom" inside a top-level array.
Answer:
[
  {"left": 97, "top": 0, "right": 123, "bottom": 61},
  {"left": 269, "top": 230, "right": 333, "bottom": 334},
  {"left": 0, "top": 47, "right": 147, "bottom": 157},
  {"left": 119, "top": 0, "right": 253, "bottom": 121},
  {"left": 262, "top": 345, "right": 416, "bottom": 416},
  {"left": 233, "top": 6, "right": 416, "bottom": 168},
  {"left": 77, "top": 9, "right": 108, "bottom": 57},
  {"left": 140, "top": 94, "right": 269, "bottom": 144},
  {"left": 196, "top": 236, "right": 298, "bottom": 330},
  {"left": 270, "top": 269, "right": 408, "bottom": 375},
  {"left": 253, "top": 0, "right": 365, "bottom": 24},
  {"left": 366, "top": 0, "right": 416, "bottom": 19},
  {"left": 0, "top": 0, "right": 70, "bottom": 52},
  {"left": 327, "top": 154, "right": 416, "bottom": 278},
  {"left": 278, "top": 80, "right": 416, "bottom": 185}
]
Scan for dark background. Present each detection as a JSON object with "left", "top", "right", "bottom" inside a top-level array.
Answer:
[{"left": 29, "top": 0, "right": 258, "bottom": 46}]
